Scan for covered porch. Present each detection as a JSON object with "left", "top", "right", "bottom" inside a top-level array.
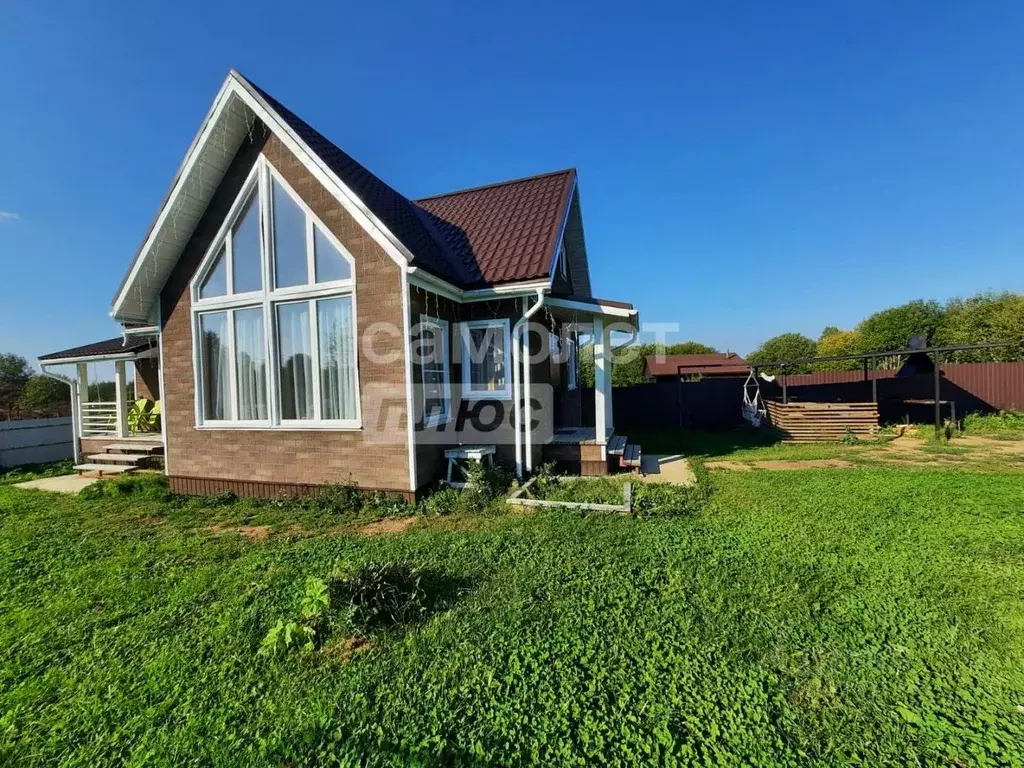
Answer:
[
  {"left": 38, "top": 330, "right": 163, "bottom": 473},
  {"left": 535, "top": 295, "right": 641, "bottom": 476}
]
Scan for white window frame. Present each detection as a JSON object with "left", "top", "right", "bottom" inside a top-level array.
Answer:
[
  {"left": 558, "top": 241, "right": 568, "bottom": 281},
  {"left": 418, "top": 315, "right": 452, "bottom": 427},
  {"left": 460, "top": 318, "right": 512, "bottom": 401},
  {"left": 189, "top": 155, "right": 361, "bottom": 430}
]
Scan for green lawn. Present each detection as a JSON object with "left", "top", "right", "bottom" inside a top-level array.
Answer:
[{"left": 1, "top": 466, "right": 1023, "bottom": 766}]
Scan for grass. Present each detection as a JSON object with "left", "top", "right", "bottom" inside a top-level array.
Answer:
[
  {"left": 964, "top": 411, "right": 1024, "bottom": 439},
  {"left": 629, "top": 427, "right": 893, "bottom": 461},
  {"left": 0, "top": 459, "right": 74, "bottom": 485},
  {"left": 1, "top": 464, "right": 1023, "bottom": 766}
]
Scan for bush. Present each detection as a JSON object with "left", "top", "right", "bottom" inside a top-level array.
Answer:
[
  {"left": 79, "top": 473, "right": 172, "bottom": 502},
  {"left": 330, "top": 562, "right": 427, "bottom": 636},
  {"left": 963, "top": 411, "right": 1024, "bottom": 435}
]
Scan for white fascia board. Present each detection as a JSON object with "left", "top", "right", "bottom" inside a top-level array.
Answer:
[
  {"left": 545, "top": 296, "right": 638, "bottom": 320},
  {"left": 407, "top": 267, "right": 550, "bottom": 303},
  {"left": 38, "top": 352, "right": 139, "bottom": 366}
]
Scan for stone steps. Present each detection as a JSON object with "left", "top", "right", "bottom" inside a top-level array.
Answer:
[{"left": 74, "top": 463, "right": 137, "bottom": 477}]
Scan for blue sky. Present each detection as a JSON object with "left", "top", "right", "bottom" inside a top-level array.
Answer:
[{"left": 2, "top": 1, "right": 1024, "bottom": 368}]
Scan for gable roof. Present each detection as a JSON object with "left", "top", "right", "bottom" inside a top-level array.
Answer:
[
  {"left": 646, "top": 353, "right": 750, "bottom": 378},
  {"left": 416, "top": 169, "right": 577, "bottom": 287},
  {"left": 112, "top": 71, "right": 584, "bottom": 322}
]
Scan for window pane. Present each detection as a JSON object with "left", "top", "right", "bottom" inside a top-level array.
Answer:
[
  {"left": 199, "top": 245, "right": 227, "bottom": 299},
  {"left": 234, "top": 307, "right": 268, "bottom": 420},
  {"left": 314, "top": 225, "right": 351, "bottom": 283},
  {"left": 200, "top": 312, "right": 230, "bottom": 419},
  {"left": 272, "top": 178, "right": 308, "bottom": 288},
  {"left": 318, "top": 297, "right": 358, "bottom": 420},
  {"left": 469, "top": 325, "right": 506, "bottom": 391},
  {"left": 277, "top": 303, "right": 313, "bottom": 419},
  {"left": 231, "top": 190, "right": 262, "bottom": 294}
]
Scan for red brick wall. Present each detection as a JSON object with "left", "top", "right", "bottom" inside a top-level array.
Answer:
[
  {"left": 159, "top": 127, "right": 411, "bottom": 495},
  {"left": 134, "top": 359, "right": 160, "bottom": 401}
]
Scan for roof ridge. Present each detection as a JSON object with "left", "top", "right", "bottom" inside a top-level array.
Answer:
[{"left": 415, "top": 167, "right": 576, "bottom": 202}]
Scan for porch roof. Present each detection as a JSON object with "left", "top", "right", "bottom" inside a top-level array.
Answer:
[{"left": 38, "top": 336, "right": 156, "bottom": 365}]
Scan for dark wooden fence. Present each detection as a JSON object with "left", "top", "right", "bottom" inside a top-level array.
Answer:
[{"left": 582, "top": 361, "right": 1024, "bottom": 431}]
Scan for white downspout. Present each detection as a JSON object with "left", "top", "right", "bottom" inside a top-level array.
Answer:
[
  {"left": 513, "top": 288, "right": 547, "bottom": 478},
  {"left": 40, "top": 366, "right": 81, "bottom": 465}
]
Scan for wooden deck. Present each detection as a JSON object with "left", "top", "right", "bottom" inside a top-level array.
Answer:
[{"left": 765, "top": 400, "right": 879, "bottom": 443}]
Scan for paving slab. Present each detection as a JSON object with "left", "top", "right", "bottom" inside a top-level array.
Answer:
[
  {"left": 13, "top": 475, "right": 99, "bottom": 494},
  {"left": 640, "top": 454, "right": 697, "bottom": 486}
]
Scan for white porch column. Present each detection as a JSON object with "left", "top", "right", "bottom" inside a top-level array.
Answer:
[
  {"left": 603, "top": 323, "right": 614, "bottom": 434},
  {"left": 523, "top": 323, "right": 534, "bottom": 472},
  {"left": 76, "top": 364, "right": 89, "bottom": 419},
  {"left": 114, "top": 360, "right": 129, "bottom": 438},
  {"left": 594, "top": 317, "right": 607, "bottom": 445}
]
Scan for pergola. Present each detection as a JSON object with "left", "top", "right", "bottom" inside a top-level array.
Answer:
[{"left": 749, "top": 340, "right": 1016, "bottom": 435}]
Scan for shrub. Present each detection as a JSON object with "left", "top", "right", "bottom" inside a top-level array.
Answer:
[
  {"left": 259, "top": 577, "right": 330, "bottom": 657},
  {"left": 79, "top": 473, "right": 172, "bottom": 502},
  {"left": 422, "top": 487, "right": 460, "bottom": 516},
  {"left": 330, "top": 562, "right": 427, "bottom": 636}
]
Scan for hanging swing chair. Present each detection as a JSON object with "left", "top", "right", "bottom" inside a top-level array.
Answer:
[{"left": 742, "top": 369, "right": 767, "bottom": 427}]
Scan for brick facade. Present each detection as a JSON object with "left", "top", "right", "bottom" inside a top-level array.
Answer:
[
  {"left": 159, "top": 125, "right": 411, "bottom": 495},
  {"left": 134, "top": 358, "right": 161, "bottom": 401}
]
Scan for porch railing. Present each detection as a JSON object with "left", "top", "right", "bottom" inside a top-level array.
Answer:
[{"left": 81, "top": 401, "right": 118, "bottom": 437}]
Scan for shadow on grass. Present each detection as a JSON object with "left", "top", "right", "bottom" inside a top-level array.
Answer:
[{"left": 627, "top": 428, "right": 782, "bottom": 458}]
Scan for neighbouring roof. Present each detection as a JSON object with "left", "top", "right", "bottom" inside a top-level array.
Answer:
[
  {"left": 39, "top": 336, "right": 156, "bottom": 363},
  {"left": 112, "top": 71, "right": 585, "bottom": 321},
  {"left": 416, "top": 170, "right": 576, "bottom": 287},
  {"left": 646, "top": 353, "right": 750, "bottom": 377}
]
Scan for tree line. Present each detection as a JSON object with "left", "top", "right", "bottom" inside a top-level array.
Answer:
[
  {"left": 746, "top": 292, "right": 1024, "bottom": 374},
  {"left": 577, "top": 291, "right": 1024, "bottom": 386},
  {"left": 0, "top": 353, "right": 126, "bottom": 421}
]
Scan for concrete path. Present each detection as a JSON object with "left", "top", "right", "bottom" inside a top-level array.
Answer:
[
  {"left": 640, "top": 454, "right": 697, "bottom": 486},
  {"left": 13, "top": 475, "right": 99, "bottom": 494}
]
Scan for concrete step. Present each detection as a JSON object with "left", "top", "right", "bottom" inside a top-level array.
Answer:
[
  {"left": 607, "top": 435, "right": 627, "bottom": 456},
  {"left": 86, "top": 453, "right": 152, "bottom": 465},
  {"left": 102, "top": 442, "right": 163, "bottom": 455},
  {"left": 74, "top": 464, "right": 137, "bottom": 477}
]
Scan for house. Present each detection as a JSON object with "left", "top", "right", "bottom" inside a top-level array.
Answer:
[
  {"left": 38, "top": 70, "right": 640, "bottom": 499},
  {"left": 645, "top": 353, "right": 749, "bottom": 382}
]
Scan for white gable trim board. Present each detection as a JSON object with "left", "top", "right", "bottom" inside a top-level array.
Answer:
[{"left": 112, "top": 70, "right": 413, "bottom": 324}]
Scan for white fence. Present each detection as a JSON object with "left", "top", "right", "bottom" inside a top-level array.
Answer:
[{"left": 0, "top": 417, "right": 74, "bottom": 468}]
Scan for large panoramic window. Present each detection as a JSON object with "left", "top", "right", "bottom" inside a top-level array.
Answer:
[
  {"left": 191, "top": 157, "right": 359, "bottom": 429},
  {"left": 460, "top": 319, "right": 511, "bottom": 400}
]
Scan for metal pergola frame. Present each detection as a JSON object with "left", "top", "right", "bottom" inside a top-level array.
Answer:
[{"left": 748, "top": 340, "right": 1018, "bottom": 436}]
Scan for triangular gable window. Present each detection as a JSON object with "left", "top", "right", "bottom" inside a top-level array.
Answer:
[
  {"left": 314, "top": 224, "right": 351, "bottom": 282},
  {"left": 199, "top": 245, "right": 227, "bottom": 299}
]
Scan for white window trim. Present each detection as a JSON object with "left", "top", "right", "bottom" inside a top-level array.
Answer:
[
  {"left": 419, "top": 315, "right": 452, "bottom": 428},
  {"left": 460, "top": 318, "right": 512, "bottom": 401},
  {"left": 558, "top": 241, "right": 568, "bottom": 281},
  {"left": 189, "top": 155, "right": 361, "bottom": 430}
]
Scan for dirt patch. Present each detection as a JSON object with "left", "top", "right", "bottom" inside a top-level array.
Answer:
[
  {"left": 238, "top": 526, "right": 270, "bottom": 541},
  {"left": 208, "top": 524, "right": 271, "bottom": 541},
  {"left": 359, "top": 517, "right": 417, "bottom": 536},
  {"left": 323, "top": 635, "right": 371, "bottom": 662},
  {"left": 705, "top": 461, "right": 754, "bottom": 472},
  {"left": 756, "top": 459, "right": 856, "bottom": 470}
]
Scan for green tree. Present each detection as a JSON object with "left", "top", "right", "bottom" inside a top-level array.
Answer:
[
  {"left": 812, "top": 329, "right": 863, "bottom": 371},
  {"left": 746, "top": 333, "right": 817, "bottom": 374},
  {"left": 856, "top": 299, "right": 945, "bottom": 354},
  {"left": 18, "top": 375, "right": 71, "bottom": 418},
  {"left": 0, "top": 354, "right": 32, "bottom": 419},
  {"left": 936, "top": 292, "right": 1024, "bottom": 362}
]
